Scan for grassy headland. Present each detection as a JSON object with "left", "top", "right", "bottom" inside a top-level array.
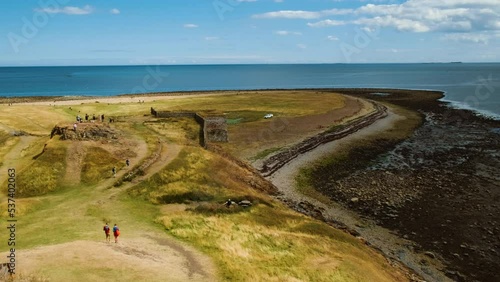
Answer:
[{"left": 0, "top": 90, "right": 411, "bottom": 281}]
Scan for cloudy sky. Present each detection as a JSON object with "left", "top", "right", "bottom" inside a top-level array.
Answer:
[{"left": 1, "top": 0, "right": 499, "bottom": 66}]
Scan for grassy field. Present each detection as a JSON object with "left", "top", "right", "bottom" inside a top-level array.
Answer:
[
  {"left": 0, "top": 91, "right": 410, "bottom": 281},
  {"left": 131, "top": 145, "right": 406, "bottom": 281}
]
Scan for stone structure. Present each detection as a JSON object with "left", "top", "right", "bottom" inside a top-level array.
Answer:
[
  {"left": 51, "top": 124, "right": 118, "bottom": 140},
  {"left": 151, "top": 108, "right": 228, "bottom": 146}
]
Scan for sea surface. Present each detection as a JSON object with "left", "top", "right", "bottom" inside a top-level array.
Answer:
[{"left": 1, "top": 63, "right": 499, "bottom": 119}]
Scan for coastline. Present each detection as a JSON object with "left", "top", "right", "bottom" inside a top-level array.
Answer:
[
  {"left": 266, "top": 107, "right": 450, "bottom": 282},
  {"left": 1, "top": 88, "right": 499, "bottom": 281},
  {"left": 259, "top": 89, "right": 499, "bottom": 282},
  {"left": 1, "top": 87, "right": 499, "bottom": 121}
]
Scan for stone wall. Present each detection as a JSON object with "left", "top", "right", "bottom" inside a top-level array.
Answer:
[
  {"left": 199, "top": 115, "right": 228, "bottom": 143},
  {"left": 151, "top": 108, "right": 228, "bottom": 146}
]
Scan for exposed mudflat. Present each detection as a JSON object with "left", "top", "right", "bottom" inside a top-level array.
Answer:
[
  {"left": 327, "top": 112, "right": 500, "bottom": 282},
  {"left": 266, "top": 89, "right": 500, "bottom": 282}
]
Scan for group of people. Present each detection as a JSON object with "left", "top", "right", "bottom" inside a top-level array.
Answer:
[
  {"left": 103, "top": 223, "right": 120, "bottom": 243},
  {"left": 111, "top": 159, "right": 130, "bottom": 177},
  {"left": 76, "top": 113, "right": 106, "bottom": 123}
]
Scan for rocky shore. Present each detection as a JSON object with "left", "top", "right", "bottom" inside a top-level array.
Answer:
[
  {"left": 266, "top": 89, "right": 500, "bottom": 282},
  {"left": 258, "top": 101, "right": 387, "bottom": 177}
]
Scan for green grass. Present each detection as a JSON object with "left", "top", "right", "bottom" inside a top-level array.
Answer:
[
  {"left": 0, "top": 92, "right": 411, "bottom": 282},
  {"left": 15, "top": 146, "right": 67, "bottom": 197},
  {"left": 130, "top": 144, "right": 406, "bottom": 281},
  {"left": 129, "top": 147, "right": 228, "bottom": 204},
  {"left": 145, "top": 118, "right": 200, "bottom": 145},
  {"left": 225, "top": 111, "right": 277, "bottom": 123},
  {"left": 250, "top": 146, "right": 283, "bottom": 161},
  {"left": 81, "top": 146, "right": 124, "bottom": 185}
]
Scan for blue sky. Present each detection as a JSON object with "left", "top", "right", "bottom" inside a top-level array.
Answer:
[{"left": 1, "top": 0, "right": 499, "bottom": 66}]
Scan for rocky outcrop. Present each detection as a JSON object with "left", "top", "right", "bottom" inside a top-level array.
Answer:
[{"left": 51, "top": 124, "right": 118, "bottom": 140}]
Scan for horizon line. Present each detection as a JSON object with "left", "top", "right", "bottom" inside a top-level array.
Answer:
[{"left": 2, "top": 61, "right": 499, "bottom": 67}]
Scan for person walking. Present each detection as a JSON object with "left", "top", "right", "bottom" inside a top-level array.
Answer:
[
  {"left": 126, "top": 159, "right": 130, "bottom": 167},
  {"left": 112, "top": 166, "right": 116, "bottom": 178},
  {"left": 113, "top": 224, "right": 120, "bottom": 243},
  {"left": 103, "top": 223, "right": 111, "bottom": 243}
]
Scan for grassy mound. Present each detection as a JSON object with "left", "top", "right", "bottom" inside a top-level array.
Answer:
[
  {"left": 129, "top": 147, "right": 253, "bottom": 204},
  {"left": 16, "top": 147, "right": 66, "bottom": 197},
  {"left": 129, "top": 146, "right": 407, "bottom": 281},
  {"left": 81, "top": 146, "right": 124, "bottom": 185}
]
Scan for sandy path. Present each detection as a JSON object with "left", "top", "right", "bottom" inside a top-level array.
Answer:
[
  {"left": 267, "top": 109, "right": 452, "bottom": 282},
  {"left": 19, "top": 92, "right": 229, "bottom": 106},
  {"left": 10, "top": 238, "right": 215, "bottom": 281},
  {"left": 0, "top": 127, "right": 216, "bottom": 281},
  {"left": 0, "top": 135, "right": 39, "bottom": 184},
  {"left": 63, "top": 141, "right": 88, "bottom": 185}
]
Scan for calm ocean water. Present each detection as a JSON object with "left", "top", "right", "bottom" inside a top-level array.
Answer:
[{"left": 0, "top": 64, "right": 499, "bottom": 119}]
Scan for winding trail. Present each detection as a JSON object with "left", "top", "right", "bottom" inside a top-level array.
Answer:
[
  {"left": 265, "top": 106, "right": 452, "bottom": 282},
  {"left": 0, "top": 122, "right": 216, "bottom": 282}
]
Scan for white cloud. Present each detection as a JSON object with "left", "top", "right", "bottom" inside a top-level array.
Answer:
[
  {"left": 356, "top": 1, "right": 500, "bottom": 34},
  {"left": 36, "top": 5, "right": 93, "bottom": 15},
  {"left": 327, "top": 35, "right": 339, "bottom": 41},
  {"left": 307, "top": 20, "right": 345, "bottom": 28},
  {"left": 297, "top": 44, "right": 307, "bottom": 49},
  {"left": 253, "top": 8, "right": 352, "bottom": 19},
  {"left": 110, "top": 8, "right": 120, "bottom": 15},
  {"left": 205, "top": 36, "right": 219, "bottom": 41},
  {"left": 274, "top": 0, "right": 284, "bottom": 2},
  {"left": 354, "top": 16, "right": 431, "bottom": 32},
  {"left": 184, "top": 24, "right": 198, "bottom": 28},
  {"left": 254, "top": 10, "right": 321, "bottom": 19},
  {"left": 255, "top": 0, "right": 500, "bottom": 39},
  {"left": 442, "top": 33, "right": 491, "bottom": 44},
  {"left": 274, "top": 30, "right": 302, "bottom": 35}
]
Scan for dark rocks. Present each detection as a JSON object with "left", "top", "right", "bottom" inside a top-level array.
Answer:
[
  {"left": 424, "top": 251, "right": 436, "bottom": 259},
  {"left": 11, "top": 130, "right": 28, "bottom": 136},
  {"left": 305, "top": 108, "right": 500, "bottom": 281},
  {"left": 51, "top": 124, "right": 119, "bottom": 141}
]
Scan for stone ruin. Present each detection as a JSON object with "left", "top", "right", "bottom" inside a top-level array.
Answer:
[
  {"left": 51, "top": 123, "right": 118, "bottom": 140},
  {"left": 150, "top": 108, "right": 228, "bottom": 145}
]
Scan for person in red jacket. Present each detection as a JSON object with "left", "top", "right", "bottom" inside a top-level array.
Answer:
[{"left": 113, "top": 224, "right": 120, "bottom": 243}]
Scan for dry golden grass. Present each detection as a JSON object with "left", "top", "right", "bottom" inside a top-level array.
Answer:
[
  {"left": 133, "top": 144, "right": 408, "bottom": 281},
  {"left": 0, "top": 105, "right": 70, "bottom": 134},
  {"left": 81, "top": 146, "right": 124, "bottom": 185},
  {"left": 0, "top": 92, "right": 411, "bottom": 281},
  {"left": 15, "top": 145, "right": 67, "bottom": 197}
]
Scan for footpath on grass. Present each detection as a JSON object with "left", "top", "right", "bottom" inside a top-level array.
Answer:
[{"left": 0, "top": 125, "right": 217, "bottom": 282}]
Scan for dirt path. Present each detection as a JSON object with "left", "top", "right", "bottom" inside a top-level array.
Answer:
[
  {"left": 0, "top": 135, "right": 39, "bottom": 184},
  {"left": 14, "top": 238, "right": 215, "bottom": 281},
  {"left": 0, "top": 125, "right": 216, "bottom": 281},
  {"left": 266, "top": 109, "right": 452, "bottom": 282},
  {"left": 63, "top": 141, "right": 88, "bottom": 185}
]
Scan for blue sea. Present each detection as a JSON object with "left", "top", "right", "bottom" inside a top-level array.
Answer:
[{"left": 0, "top": 63, "right": 499, "bottom": 119}]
